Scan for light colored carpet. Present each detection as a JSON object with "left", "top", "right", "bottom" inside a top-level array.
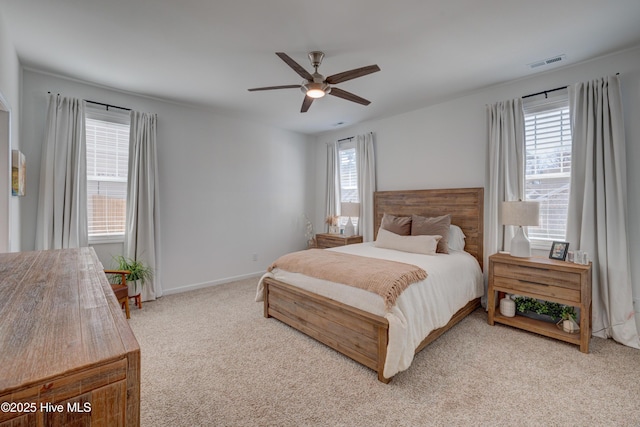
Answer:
[{"left": 128, "top": 278, "right": 640, "bottom": 427}]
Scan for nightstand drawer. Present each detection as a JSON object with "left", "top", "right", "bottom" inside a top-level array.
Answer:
[
  {"left": 492, "top": 276, "right": 580, "bottom": 303},
  {"left": 493, "top": 262, "right": 580, "bottom": 290}
]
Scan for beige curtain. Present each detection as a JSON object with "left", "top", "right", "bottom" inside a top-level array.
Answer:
[
  {"left": 35, "top": 94, "right": 87, "bottom": 249},
  {"left": 485, "top": 98, "right": 525, "bottom": 306},
  {"left": 356, "top": 133, "right": 376, "bottom": 242},
  {"left": 125, "top": 111, "right": 160, "bottom": 301},
  {"left": 566, "top": 75, "right": 639, "bottom": 348},
  {"left": 325, "top": 142, "right": 338, "bottom": 232}
]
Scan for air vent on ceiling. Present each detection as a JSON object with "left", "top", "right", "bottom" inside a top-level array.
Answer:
[{"left": 528, "top": 54, "right": 566, "bottom": 69}]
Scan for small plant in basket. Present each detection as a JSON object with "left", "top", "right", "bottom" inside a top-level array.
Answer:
[{"left": 111, "top": 255, "right": 153, "bottom": 296}]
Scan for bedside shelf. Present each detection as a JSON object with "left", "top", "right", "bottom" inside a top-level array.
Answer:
[{"left": 492, "top": 312, "right": 581, "bottom": 345}]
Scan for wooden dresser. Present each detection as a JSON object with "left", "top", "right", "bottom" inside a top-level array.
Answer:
[{"left": 0, "top": 248, "right": 140, "bottom": 426}]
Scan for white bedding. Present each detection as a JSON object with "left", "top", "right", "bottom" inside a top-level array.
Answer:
[{"left": 256, "top": 242, "right": 483, "bottom": 378}]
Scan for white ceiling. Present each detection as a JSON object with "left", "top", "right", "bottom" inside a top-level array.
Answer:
[{"left": 2, "top": 0, "right": 640, "bottom": 135}]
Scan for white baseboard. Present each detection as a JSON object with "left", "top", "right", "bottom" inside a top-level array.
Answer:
[{"left": 162, "top": 271, "right": 264, "bottom": 296}]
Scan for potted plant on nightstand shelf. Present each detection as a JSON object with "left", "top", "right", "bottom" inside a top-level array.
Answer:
[
  {"left": 112, "top": 255, "right": 153, "bottom": 298},
  {"left": 513, "top": 295, "right": 578, "bottom": 332}
]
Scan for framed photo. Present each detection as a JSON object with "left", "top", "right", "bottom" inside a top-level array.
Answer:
[
  {"left": 11, "top": 150, "right": 26, "bottom": 197},
  {"left": 549, "top": 241, "right": 569, "bottom": 261}
]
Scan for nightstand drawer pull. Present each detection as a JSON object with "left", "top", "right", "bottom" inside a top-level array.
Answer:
[
  {"left": 519, "top": 265, "right": 549, "bottom": 272},
  {"left": 518, "top": 280, "right": 548, "bottom": 287}
]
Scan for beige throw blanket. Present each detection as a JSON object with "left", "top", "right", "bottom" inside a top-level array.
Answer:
[{"left": 268, "top": 249, "right": 427, "bottom": 309}]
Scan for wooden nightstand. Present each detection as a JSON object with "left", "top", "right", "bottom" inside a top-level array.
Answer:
[
  {"left": 315, "top": 233, "right": 363, "bottom": 249},
  {"left": 487, "top": 252, "right": 592, "bottom": 353}
]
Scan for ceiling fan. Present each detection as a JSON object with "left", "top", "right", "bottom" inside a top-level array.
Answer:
[{"left": 248, "top": 51, "right": 380, "bottom": 113}]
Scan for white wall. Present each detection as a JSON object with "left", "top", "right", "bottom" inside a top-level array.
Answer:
[
  {"left": 314, "top": 46, "right": 640, "bottom": 331},
  {"left": 20, "top": 69, "right": 316, "bottom": 294},
  {"left": 0, "top": 10, "right": 21, "bottom": 253}
]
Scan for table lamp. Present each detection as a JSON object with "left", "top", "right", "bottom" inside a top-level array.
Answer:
[
  {"left": 341, "top": 202, "right": 360, "bottom": 237},
  {"left": 501, "top": 200, "right": 540, "bottom": 257}
]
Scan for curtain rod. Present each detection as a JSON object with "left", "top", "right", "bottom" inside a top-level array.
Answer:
[
  {"left": 522, "top": 85, "right": 567, "bottom": 100},
  {"left": 84, "top": 99, "right": 131, "bottom": 112},
  {"left": 522, "top": 73, "right": 620, "bottom": 100},
  {"left": 47, "top": 92, "right": 131, "bottom": 111},
  {"left": 338, "top": 131, "right": 373, "bottom": 142}
]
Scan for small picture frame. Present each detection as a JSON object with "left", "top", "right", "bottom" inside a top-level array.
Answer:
[
  {"left": 549, "top": 241, "right": 569, "bottom": 261},
  {"left": 11, "top": 150, "right": 26, "bottom": 197}
]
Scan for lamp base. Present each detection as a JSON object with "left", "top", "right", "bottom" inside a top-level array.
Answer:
[
  {"left": 343, "top": 217, "right": 355, "bottom": 237},
  {"left": 509, "top": 226, "right": 531, "bottom": 257}
]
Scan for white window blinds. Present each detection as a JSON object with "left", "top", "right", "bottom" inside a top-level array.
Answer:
[
  {"left": 338, "top": 145, "right": 358, "bottom": 203},
  {"left": 85, "top": 108, "right": 130, "bottom": 239},
  {"left": 523, "top": 93, "right": 571, "bottom": 245},
  {"left": 338, "top": 141, "right": 359, "bottom": 228}
]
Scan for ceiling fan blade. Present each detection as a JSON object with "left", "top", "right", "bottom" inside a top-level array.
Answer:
[
  {"left": 276, "top": 52, "right": 314, "bottom": 81},
  {"left": 325, "top": 65, "right": 380, "bottom": 85},
  {"left": 248, "top": 84, "right": 301, "bottom": 91},
  {"left": 328, "top": 87, "right": 371, "bottom": 106},
  {"left": 301, "top": 96, "right": 314, "bottom": 113}
]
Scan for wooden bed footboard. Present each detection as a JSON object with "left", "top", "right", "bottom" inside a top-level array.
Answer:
[
  {"left": 263, "top": 276, "right": 481, "bottom": 383},
  {"left": 263, "top": 277, "right": 391, "bottom": 383}
]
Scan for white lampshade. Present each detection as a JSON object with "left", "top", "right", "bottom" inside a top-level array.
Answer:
[
  {"left": 340, "top": 202, "right": 360, "bottom": 218},
  {"left": 341, "top": 202, "right": 360, "bottom": 237},
  {"left": 501, "top": 201, "right": 540, "bottom": 257},
  {"left": 501, "top": 201, "right": 540, "bottom": 226}
]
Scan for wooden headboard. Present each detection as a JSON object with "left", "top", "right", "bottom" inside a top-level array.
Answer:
[{"left": 373, "top": 188, "right": 484, "bottom": 271}]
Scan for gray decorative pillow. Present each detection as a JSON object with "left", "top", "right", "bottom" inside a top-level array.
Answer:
[
  {"left": 411, "top": 214, "right": 451, "bottom": 254},
  {"left": 381, "top": 213, "right": 412, "bottom": 236}
]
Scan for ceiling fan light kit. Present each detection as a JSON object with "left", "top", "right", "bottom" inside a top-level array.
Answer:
[
  {"left": 248, "top": 51, "right": 380, "bottom": 112},
  {"left": 301, "top": 81, "right": 330, "bottom": 98}
]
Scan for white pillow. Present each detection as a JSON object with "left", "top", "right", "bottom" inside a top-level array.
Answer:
[
  {"left": 448, "top": 225, "right": 466, "bottom": 251},
  {"left": 374, "top": 227, "right": 440, "bottom": 255}
]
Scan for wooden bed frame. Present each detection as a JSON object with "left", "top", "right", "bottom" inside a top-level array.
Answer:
[{"left": 262, "top": 187, "right": 484, "bottom": 383}]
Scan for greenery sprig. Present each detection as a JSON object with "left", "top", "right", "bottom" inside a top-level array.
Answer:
[{"left": 512, "top": 296, "right": 576, "bottom": 321}]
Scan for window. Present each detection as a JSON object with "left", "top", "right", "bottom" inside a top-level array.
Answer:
[
  {"left": 85, "top": 108, "right": 130, "bottom": 242},
  {"left": 523, "top": 93, "right": 571, "bottom": 247},
  {"left": 338, "top": 141, "right": 358, "bottom": 228}
]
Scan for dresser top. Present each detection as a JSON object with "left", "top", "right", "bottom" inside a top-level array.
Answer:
[
  {"left": 489, "top": 252, "right": 592, "bottom": 272},
  {"left": 0, "top": 247, "right": 139, "bottom": 393}
]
